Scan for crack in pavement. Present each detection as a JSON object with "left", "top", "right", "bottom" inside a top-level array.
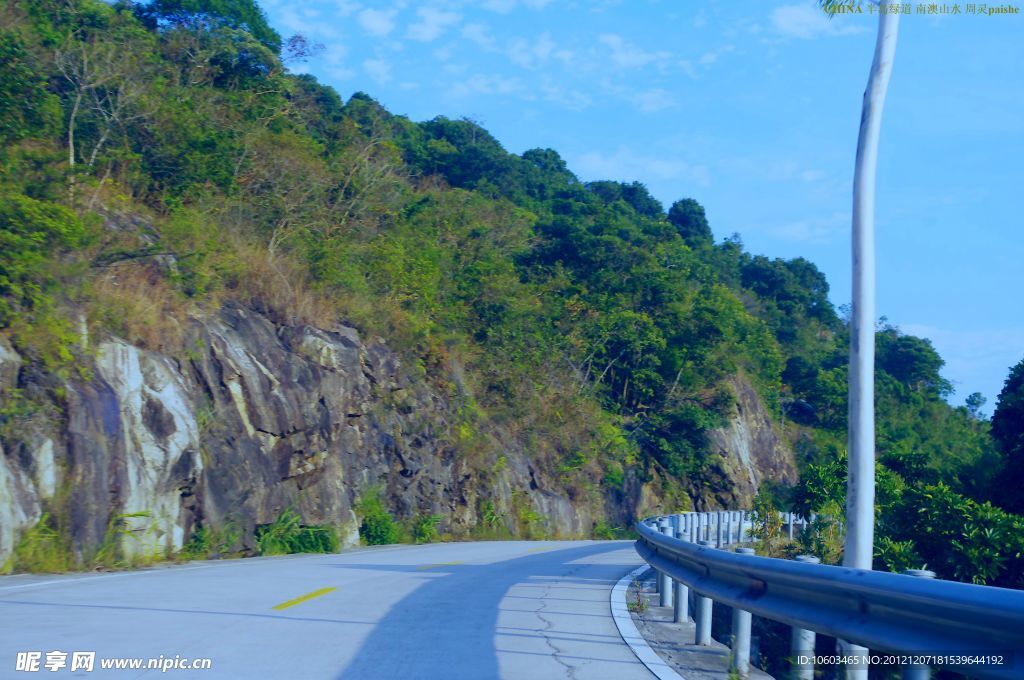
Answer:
[{"left": 534, "top": 563, "right": 592, "bottom": 680}]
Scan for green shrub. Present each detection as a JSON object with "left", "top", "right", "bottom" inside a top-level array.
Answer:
[
  {"left": 2, "top": 513, "right": 70, "bottom": 573},
  {"left": 592, "top": 519, "right": 628, "bottom": 540},
  {"left": 794, "top": 500, "right": 845, "bottom": 565},
  {"left": 874, "top": 536, "right": 924, "bottom": 574},
  {"left": 356, "top": 486, "right": 400, "bottom": 545},
  {"left": 411, "top": 514, "right": 441, "bottom": 544},
  {"left": 90, "top": 511, "right": 161, "bottom": 569},
  {"left": 750, "top": 490, "right": 785, "bottom": 556},
  {"left": 180, "top": 522, "right": 241, "bottom": 560},
  {"left": 256, "top": 509, "right": 339, "bottom": 556}
]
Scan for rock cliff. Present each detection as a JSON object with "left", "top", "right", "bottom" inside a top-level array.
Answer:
[{"left": 0, "top": 307, "right": 795, "bottom": 567}]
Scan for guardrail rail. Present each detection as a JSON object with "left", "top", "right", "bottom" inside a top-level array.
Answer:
[{"left": 634, "top": 511, "right": 1024, "bottom": 680}]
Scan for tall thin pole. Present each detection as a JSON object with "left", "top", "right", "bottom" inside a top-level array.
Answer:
[
  {"left": 844, "top": 7, "right": 899, "bottom": 680},
  {"left": 845, "top": 5, "right": 899, "bottom": 573}
]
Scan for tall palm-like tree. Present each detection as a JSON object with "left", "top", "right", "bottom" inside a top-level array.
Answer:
[{"left": 821, "top": 2, "right": 900, "bottom": 677}]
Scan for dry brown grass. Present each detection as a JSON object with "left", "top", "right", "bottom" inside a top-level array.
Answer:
[
  {"left": 225, "top": 236, "right": 340, "bottom": 329},
  {"left": 86, "top": 262, "right": 187, "bottom": 352}
]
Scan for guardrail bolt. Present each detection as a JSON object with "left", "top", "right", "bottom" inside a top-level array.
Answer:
[
  {"left": 791, "top": 555, "right": 820, "bottom": 680},
  {"left": 901, "top": 569, "right": 936, "bottom": 680},
  {"left": 730, "top": 547, "right": 756, "bottom": 677}
]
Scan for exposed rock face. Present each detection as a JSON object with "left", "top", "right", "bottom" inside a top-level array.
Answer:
[
  {"left": 0, "top": 336, "right": 39, "bottom": 563},
  {"left": 0, "top": 306, "right": 598, "bottom": 564},
  {"left": 0, "top": 308, "right": 797, "bottom": 566},
  {"left": 704, "top": 377, "right": 798, "bottom": 508}
]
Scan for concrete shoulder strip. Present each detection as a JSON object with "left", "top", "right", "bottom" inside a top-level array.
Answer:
[{"left": 610, "top": 564, "right": 686, "bottom": 680}]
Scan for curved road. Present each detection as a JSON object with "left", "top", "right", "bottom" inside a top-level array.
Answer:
[{"left": 0, "top": 540, "right": 655, "bottom": 679}]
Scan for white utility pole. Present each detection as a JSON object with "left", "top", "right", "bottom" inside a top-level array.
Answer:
[{"left": 843, "top": 5, "right": 900, "bottom": 680}]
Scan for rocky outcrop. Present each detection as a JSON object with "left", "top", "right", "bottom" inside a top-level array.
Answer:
[
  {"left": 0, "top": 308, "right": 797, "bottom": 567},
  {"left": 0, "top": 306, "right": 600, "bottom": 565},
  {"left": 704, "top": 376, "right": 798, "bottom": 508}
]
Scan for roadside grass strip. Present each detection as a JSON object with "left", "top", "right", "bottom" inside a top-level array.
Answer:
[
  {"left": 415, "top": 562, "right": 464, "bottom": 571},
  {"left": 271, "top": 587, "right": 337, "bottom": 610}
]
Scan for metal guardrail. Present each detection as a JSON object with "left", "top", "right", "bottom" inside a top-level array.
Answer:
[{"left": 635, "top": 511, "right": 1024, "bottom": 680}]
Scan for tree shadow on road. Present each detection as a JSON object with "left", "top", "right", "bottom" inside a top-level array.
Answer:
[{"left": 333, "top": 541, "right": 639, "bottom": 680}]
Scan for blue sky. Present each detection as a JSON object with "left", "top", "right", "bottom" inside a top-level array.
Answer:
[{"left": 259, "top": 0, "right": 1022, "bottom": 410}]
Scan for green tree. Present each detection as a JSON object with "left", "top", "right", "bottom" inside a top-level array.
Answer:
[
  {"left": 965, "top": 391, "right": 987, "bottom": 419},
  {"left": 0, "top": 32, "right": 60, "bottom": 144},
  {"left": 0, "top": 194, "right": 84, "bottom": 324},
  {"left": 135, "top": 0, "right": 281, "bottom": 53},
  {"left": 992, "top": 358, "right": 1024, "bottom": 513},
  {"left": 667, "top": 198, "right": 712, "bottom": 248},
  {"left": 876, "top": 328, "right": 951, "bottom": 396}
]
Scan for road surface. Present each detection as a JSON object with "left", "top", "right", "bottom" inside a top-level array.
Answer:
[{"left": 0, "top": 540, "right": 656, "bottom": 679}]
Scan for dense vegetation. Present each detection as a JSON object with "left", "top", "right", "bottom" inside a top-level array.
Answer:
[{"left": 0, "top": 0, "right": 1020, "bottom": 582}]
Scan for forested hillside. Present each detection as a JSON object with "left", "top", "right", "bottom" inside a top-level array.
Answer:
[{"left": 1, "top": 0, "right": 1021, "bottom": 585}]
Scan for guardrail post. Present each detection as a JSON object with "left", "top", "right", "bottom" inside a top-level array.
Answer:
[
  {"left": 901, "top": 569, "right": 936, "bottom": 680},
  {"left": 695, "top": 540, "right": 715, "bottom": 645},
  {"left": 656, "top": 519, "right": 669, "bottom": 598},
  {"left": 791, "top": 555, "right": 820, "bottom": 680},
  {"left": 673, "top": 527, "right": 690, "bottom": 623},
  {"left": 730, "top": 547, "right": 756, "bottom": 677},
  {"left": 787, "top": 512, "right": 795, "bottom": 540},
  {"left": 659, "top": 522, "right": 674, "bottom": 607},
  {"left": 725, "top": 511, "right": 734, "bottom": 545},
  {"left": 716, "top": 511, "right": 725, "bottom": 547}
]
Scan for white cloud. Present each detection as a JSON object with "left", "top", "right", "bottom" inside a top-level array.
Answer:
[
  {"left": 321, "top": 44, "right": 355, "bottom": 80},
  {"left": 509, "top": 32, "right": 558, "bottom": 68},
  {"left": 541, "top": 80, "right": 591, "bottom": 111},
  {"left": 358, "top": 8, "right": 398, "bottom": 37},
  {"left": 573, "top": 147, "right": 710, "bottom": 187},
  {"left": 482, "top": 0, "right": 517, "bottom": 12},
  {"left": 434, "top": 43, "right": 457, "bottom": 61},
  {"left": 771, "top": 3, "right": 870, "bottom": 39},
  {"left": 770, "top": 211, "right": 848, "bottom": 243},
  {"left": 274, "top": 7, "right": 342, "bottom": 40},
  {"left": 698, "top": 44, "right": 735, "bottom": 66},
  {"left": 449, "top": 73, "right": 525, "bottom": 97},
  {"left": 482, "top": 0, "right": 553, "bottom": 10},
  {"left": 363, "top": 58, "right": 393, "bottom": 83},
  {"left": 408, "top": 7, "right": 462, "bottom": 42},
  {"left": 800, "top": 169, "right": 825, "bottom": 182},
  {"left": 462, "top": 23, "right": 496, "bottom": 50},
  {"left": 332, "top": 1, "right": 363, "bottom": 18},
  {"left": 598, "top": 33, "right": 672, "bottom": 70},
  {"left": 631, "top": 88, "right": 675, "bottom": 113}
]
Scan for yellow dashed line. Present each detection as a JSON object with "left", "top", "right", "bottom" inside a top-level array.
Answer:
[
  {"left": 526, "top": 547, "right": 554, "bottom": 553},
  {"left": 415, "top": 561, "right": 464, "bottom": 570},
  {"left": 271, "top": 587, "right": 337, "bottom": 610}
]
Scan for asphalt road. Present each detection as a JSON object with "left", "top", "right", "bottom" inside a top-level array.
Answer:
[{"left": 0, "top": 540, "right": 656, "bottom": 679}]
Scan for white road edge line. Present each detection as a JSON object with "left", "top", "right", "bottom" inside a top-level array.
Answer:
[{"left": 610, "top": 564, "right": 686, "bottom": 680}]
